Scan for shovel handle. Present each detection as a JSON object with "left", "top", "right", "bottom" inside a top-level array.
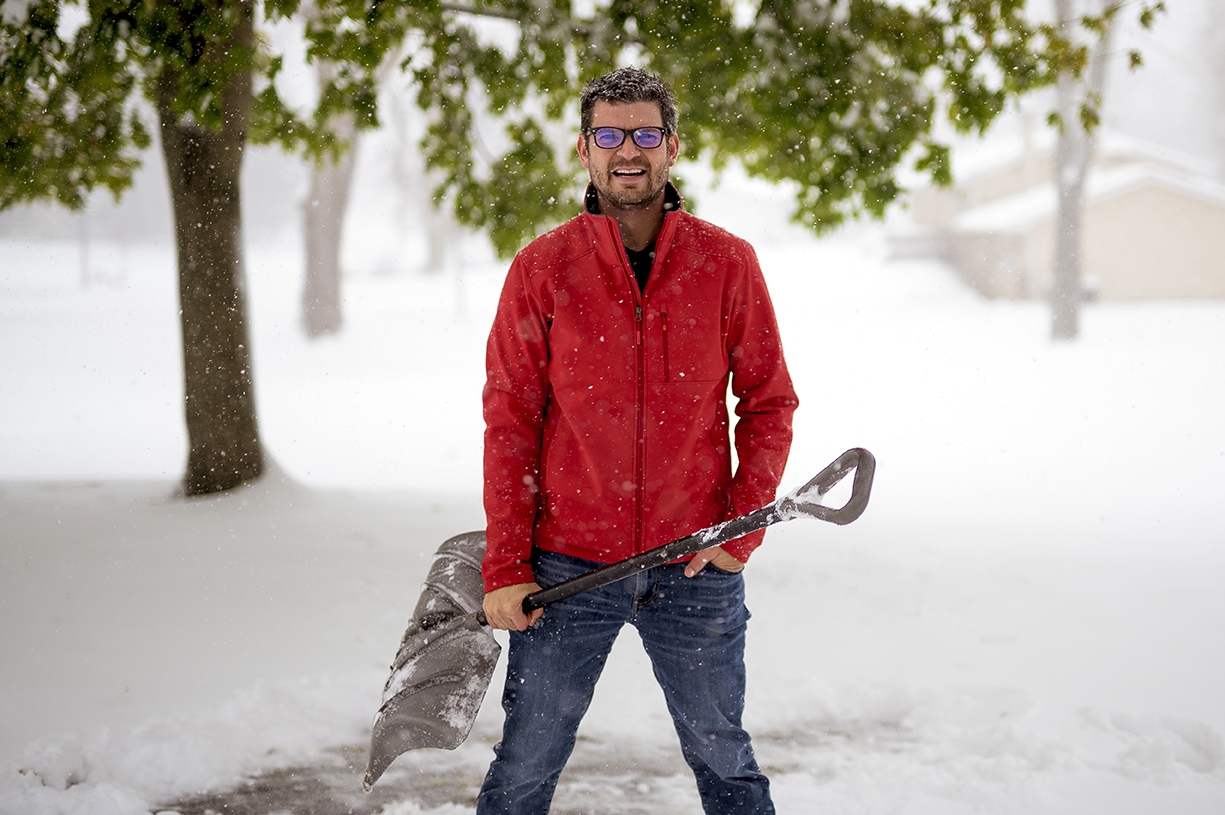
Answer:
[{"left": 520, "top": 448, "right": 875, "bottom": 614}]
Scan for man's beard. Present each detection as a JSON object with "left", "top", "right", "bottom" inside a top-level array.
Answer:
[{"left": 590, "top": 160, "right": 669, "bottom": 210}]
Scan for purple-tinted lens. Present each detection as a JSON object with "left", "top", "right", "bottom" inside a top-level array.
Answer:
[
  {"left": 590, "top": 127, "right": 666, "bottom": 149},
  {"left": 592, "top": 128, "right": 626, "bottom": 148},
  {"left": 631, "top": 128, "right": 664, "bottom": 149}
]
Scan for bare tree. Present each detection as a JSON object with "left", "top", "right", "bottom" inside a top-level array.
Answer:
[
  {"left": 301, "top": 55, "right": 356, "bottom": 338},
  {"left": 1050, "top": 0, "right": 1119, "bottom": 340},
  {"left": 300, "top": 51, "right": 460, "bottom": 332},
  {"left": 382, "top": 71, "right": 457, "bottom": 275}
]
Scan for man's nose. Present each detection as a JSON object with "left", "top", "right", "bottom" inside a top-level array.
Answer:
[{"left": 615, "top": 137, "right": 643, "bottom": 159}]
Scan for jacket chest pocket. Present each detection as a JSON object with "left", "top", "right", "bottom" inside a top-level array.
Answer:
[
  {"left": 648, "top": 304, "right": 726, "bottom": 384},
  {"left": 661, "top": 308, "right": 671, "bottom": 382}
]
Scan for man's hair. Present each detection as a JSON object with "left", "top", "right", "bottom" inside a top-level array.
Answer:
[{"left": 580, "top": 68, "right": 678, "bottom": 134}]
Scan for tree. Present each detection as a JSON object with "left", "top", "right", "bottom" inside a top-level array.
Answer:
[
  {"left": 154, "top": 2, "right": 263, "bottom": 494},
  {"left": 1, "top": 0, "right": 426, "bottom": 494},
  {"left": 0, "top": 0, "right": 1137, "bottom": 495},
  {"left": 301, "top": 41, "right": 359, "bottom": 338},
  {"left": 1047, "top": 0, "right": 1162, "bottom": 341},
  {"left": 1048, "top": 0, "right": 1115, "bottom": 340},
  {"left": 299, "top": 11, "right": 406, "bottom": 338}
]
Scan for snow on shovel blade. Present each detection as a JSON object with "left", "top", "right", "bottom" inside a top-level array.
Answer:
[{"left": 363, "top": 531, "right": 499, "bottom": 791}]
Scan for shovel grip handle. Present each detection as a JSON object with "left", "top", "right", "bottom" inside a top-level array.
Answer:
[{"left": 521, "top": 448, "right": 875, "bottom": 614}]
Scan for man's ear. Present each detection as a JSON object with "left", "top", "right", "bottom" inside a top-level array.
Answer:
[
  {"left": 577, "top": 133, "right": 590, "bottom": 169},
  {"left": 668, "top": 133, "right": 680, "bottom": 166}
]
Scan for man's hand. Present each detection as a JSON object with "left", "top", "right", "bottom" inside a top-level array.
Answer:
[
  {"left": 684, "top": 545, "right": 745, "bottom": 578},
  {"left": 483, "top": 582, "right": 545, "bottom": 631}
]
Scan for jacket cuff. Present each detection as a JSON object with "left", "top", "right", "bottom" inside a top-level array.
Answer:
[{"left": 482, "top": 561, "right": 536, "bottom": 594}]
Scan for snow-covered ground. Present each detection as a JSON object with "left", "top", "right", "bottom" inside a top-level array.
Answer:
[{"left": 2, "top": 167, "right": 1224, "bottom": 814}]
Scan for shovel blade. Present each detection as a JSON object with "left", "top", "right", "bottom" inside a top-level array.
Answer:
[
  {"left": 363, "top": 531, "right": 500, "bottom": 791},
  {"left": 363, "top": 613, "right": 500, "bottom": 789}
]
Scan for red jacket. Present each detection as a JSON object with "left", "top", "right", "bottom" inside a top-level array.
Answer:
[{"left": 482, "top": 184, "right": 798, "bottom": 592}]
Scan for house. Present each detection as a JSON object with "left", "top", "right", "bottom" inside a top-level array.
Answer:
[{"left": 896, "top": 126, "right": 1225, "bottom": 300}]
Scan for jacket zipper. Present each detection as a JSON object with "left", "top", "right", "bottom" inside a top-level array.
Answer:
[
  {"left": 634, "top": 302, "right": 646, "bottom": 554},
  {"left": 610, "top": 216, "right": 662, "bottom": 557}
]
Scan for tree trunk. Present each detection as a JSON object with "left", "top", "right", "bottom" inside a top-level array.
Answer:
[
  {"left": 1050, "top": 68, "right": 1086, "bottom": 340},
  {"left": 156, "top": 1, "right": 263, "bottom": 495},
  {"left": 1050, "top": 0, "right": 1114, "bottom": 341},
  {"left": 302, "top": 111, "right": 356, "bottom": 338},
  {"left": 386, "top": 79, "right": 449, "bottom": 274}
]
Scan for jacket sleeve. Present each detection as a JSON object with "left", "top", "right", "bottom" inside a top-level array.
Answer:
[
  {"left": 482, "top": 255, "right": 551, "bottom": 592},
  {"left": 720, "top": 247, "right": 799, "bottom": 563}
]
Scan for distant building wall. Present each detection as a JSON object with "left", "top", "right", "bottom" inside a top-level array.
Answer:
[
  {"left": 1026, "top": 220, "right": 1055, "bottom": 301},
  {"left": 949, "top": 176, "right": 1225, "bottom": 301},
  {"left": 1086, "top": 186, "right": 1225, "bottom": 299},
  {"left": 903, "top": 126, "right": 1225, "bottom": 301}
]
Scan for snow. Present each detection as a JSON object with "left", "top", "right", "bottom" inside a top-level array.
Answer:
[{"left": 2, "top": 164, "right": 1224, "bottom": 814}]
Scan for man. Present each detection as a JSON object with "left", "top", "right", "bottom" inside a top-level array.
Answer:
[{"left": 479, "top": 67, "right": 798, "bottom": 814}]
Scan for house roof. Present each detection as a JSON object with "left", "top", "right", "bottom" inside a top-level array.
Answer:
[
  {"left": 947, "top": 121, "right": 1215, "bottom": 183},
  {"left": 952, "top": 163, "right": 1225, "bottom": 234}
]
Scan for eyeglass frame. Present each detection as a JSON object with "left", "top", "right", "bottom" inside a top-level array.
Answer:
[{"left": 582, "top": 126, "right": 672, "bottom": 150}]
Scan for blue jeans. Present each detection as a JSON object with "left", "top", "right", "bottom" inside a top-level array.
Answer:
[{"left": 476, "top": 550, "right": 774, "bottom": 815}]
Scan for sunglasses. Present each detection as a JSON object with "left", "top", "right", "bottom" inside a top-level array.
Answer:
[{"left": 584, "top": 126, "right": 669, "bottom": 150}]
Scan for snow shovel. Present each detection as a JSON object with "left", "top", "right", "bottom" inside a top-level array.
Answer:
[{"left": 362, "top": 447, "right": 875, "bottom": 791}]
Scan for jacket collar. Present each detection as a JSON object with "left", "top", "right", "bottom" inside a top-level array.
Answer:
[
  {"left": 583, "top": 182, "right": 684, "bottom": 276},
  {"left": 584, "top": 181, "right": 684, "bottom": 215}
]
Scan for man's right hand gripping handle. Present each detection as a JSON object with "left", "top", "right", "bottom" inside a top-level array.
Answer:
[{"left": 482, "top": 582, "right": 545, "bottom": 631}]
